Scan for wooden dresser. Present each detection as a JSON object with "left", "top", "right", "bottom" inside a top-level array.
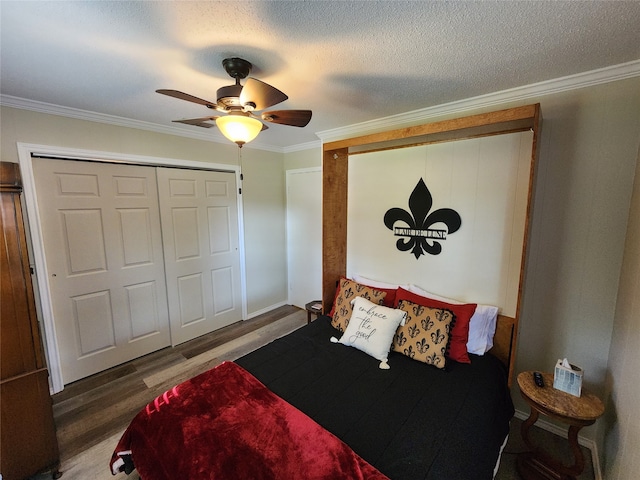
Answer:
[{"left": 1, "top": 162, "right": 60, "bottom": 479}]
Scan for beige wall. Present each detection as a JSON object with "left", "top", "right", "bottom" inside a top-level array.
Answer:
[
  {"left": 283, "top": 146, "right": 321, "bottom": 171},
  {"left": 0, "top": 106, "right": 288, "bottom": 316},
  {"left": 512, "top": 78, "right": 640, "bottom": 449},
  {"left": 507, "top": 79, "right": 640, "bottom": 475},
  {"left": 240, "top": 146, "right": 289, "bottom": 313},
  {"left": 603, "top": 145, "right": 640, "bottom": 479}
]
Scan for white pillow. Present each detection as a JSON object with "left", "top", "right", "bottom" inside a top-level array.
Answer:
[
  {"left": 408, "top": 284, "right": 499, "bottom": 355},
  {"left": 352, "top": 274, "right": 410, "bottom": 290},
  {"left": 337, "top": 296, "right": 406, "bottom": 367}
]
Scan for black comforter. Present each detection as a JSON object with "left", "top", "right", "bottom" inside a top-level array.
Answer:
[{"left": 236, "top": 315, "right": 514, "bottom": 480}]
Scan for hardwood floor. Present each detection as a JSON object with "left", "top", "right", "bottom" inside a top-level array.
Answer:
[{"left": 50, "top": 305, "right": 304, "bottom": 465}]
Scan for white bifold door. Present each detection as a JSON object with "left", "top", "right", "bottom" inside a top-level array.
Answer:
[
  {"left": 32, "top": 159, "right": 241, "bottom": 385},
  {"left": 156, "top": 167, "right": 241, "bottom": 346}
]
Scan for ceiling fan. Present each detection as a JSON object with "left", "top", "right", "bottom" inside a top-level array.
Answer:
[{"left": 157, "top": 57, "right": 312, "bottom": 147}]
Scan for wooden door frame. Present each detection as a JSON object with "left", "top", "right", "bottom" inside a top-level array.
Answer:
[{"left": 17, "top": 142, "right": 247, "bottom": 393}]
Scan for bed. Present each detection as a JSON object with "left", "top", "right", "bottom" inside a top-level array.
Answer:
[
  {"left": 110, "top": 316, "right": 514, "bottom": 479},
  {"left": 110, "top": 104, "right": 541, "bottom": 479},
  {"left": 236, "top": 315, "right": 514, "bottom": 479},
  {"left": 110, "top": 284, "right": 515, "bottom": 479}
]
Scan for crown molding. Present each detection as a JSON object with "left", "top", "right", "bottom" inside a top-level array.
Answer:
[
  {"left": 0, "top": 94, "right": 285, "bottom": 153},
  {"left": 0, "top": 94, "right": 222, "bottom": 142},
  {"left": 3, "top": 60, "right": 638, "bottom": 153},
  {"left": 283, "top": 139, "right": 322, "bottom": 154},
  {"left": 316, "top": 59, "right": 640, "bottom": 143}
]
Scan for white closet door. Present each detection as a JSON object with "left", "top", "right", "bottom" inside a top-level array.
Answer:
[
  {"left": 286, "top": 168, "right": 322, "bottom": 308},
  {"left": 32, "top": 158, "right": 170, "bottom": 384},
  {"left": 157, "top": 167, "right": 242, "bottom": 345}
]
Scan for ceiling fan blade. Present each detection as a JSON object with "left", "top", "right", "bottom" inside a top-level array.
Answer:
[
  {"left": 172, "top": 116, "right": 219, "bottom": 128},
  {"left": 157, "top": 89, "right": 217, "bottom": 108},
  {"left": 261, "top": 110, "right": 312, "bottom": 127},
  {"left": 240, "top": 78, "right": 288, "bottom": 110}
]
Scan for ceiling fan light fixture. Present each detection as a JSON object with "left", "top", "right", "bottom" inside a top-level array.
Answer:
[{"left": 216, "top": 114, "right": 262, "bottom": 147}]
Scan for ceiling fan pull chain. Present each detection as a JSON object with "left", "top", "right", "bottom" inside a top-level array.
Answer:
[{"left": 238, "top": 147, "right": 243, "bottom": 195}]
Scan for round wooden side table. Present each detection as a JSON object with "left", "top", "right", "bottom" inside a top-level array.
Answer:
[
  {"left": 304, "top": 300, "right": 323, "bottom": 324},
  {"left": 516, "top": 371, "right": 604, "bottom": 480}
]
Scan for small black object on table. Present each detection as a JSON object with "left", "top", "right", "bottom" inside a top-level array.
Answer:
[{"left": 533, "top": 371, "right": 545, "bottom": 387}]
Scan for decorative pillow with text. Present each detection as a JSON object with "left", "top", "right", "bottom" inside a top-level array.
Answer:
[{"left": 337, "top": 296, "right": 406, "bottom": 367}]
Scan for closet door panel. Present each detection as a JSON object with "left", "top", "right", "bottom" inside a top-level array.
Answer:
[
  {"left": 158, "top": 167, "right": 242, "bottom": 345},
  {"left": 32, "top": 159, "right": 171, "bottom": 384}
]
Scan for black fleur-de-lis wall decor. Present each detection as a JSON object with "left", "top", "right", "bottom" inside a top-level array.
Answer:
[{"left": 383, "top": 178, "right": 461, "bottom": 259}]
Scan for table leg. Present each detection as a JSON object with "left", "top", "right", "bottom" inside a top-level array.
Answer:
[
  {"left": 521, "top": 406, "right": 539, "bottom": 451},
  {"left": 565, "top": 425, "right": 585, "bottom": 478},
  {"left": 517, "top": 407, "right": 587, "bottom": 480}
]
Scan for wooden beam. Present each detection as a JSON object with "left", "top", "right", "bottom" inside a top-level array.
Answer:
[
  {"left": 321, "top": 148, "right": 348, "bottom": 312},
  {"left": 489, "top": 315, "right": 515, "bottom": 375},
  {"left": 507, "top": 104, "right": 543, "bottom": 385},
  {"left": 323, "top": 104, "right": 539, "bottom": 151}
]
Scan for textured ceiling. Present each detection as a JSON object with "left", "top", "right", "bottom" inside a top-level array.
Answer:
[{"left": 1, "top": 1, "right": 639, "bottom": 150}]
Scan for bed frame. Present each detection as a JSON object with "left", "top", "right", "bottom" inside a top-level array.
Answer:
[{"left": 320, "top": 104, "right": 542, "bottom": 385}]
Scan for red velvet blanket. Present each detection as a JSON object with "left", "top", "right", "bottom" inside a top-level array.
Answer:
[{"left": 110, "top": 361, "right": 388, "bottom": 479}]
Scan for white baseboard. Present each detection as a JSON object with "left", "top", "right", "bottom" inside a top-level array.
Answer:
[
  {"left": 514, "top": 408, "right": 602, "bottom": 480},
  {"left": 245, "top": 301, "right": 290, "bottom": 320}
]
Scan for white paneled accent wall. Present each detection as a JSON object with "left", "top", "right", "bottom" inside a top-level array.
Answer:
[{"left": 347, "top": 131, "right": 533, "bottom": 315}]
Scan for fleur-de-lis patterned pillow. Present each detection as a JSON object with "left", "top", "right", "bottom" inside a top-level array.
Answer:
[
  {"left": 392, "top": 299, "right": 455, "bottom": 369},
  {"left": 330, "top": 278, "right": 387, "bottom": 332}
]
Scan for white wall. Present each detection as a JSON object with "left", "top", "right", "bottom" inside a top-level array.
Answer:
[
  {"left": 345, "top": 132, "right": 532, "bottom": 318},
  {"left": 0, "top": 106, "right": 289, "bottom": 317}
]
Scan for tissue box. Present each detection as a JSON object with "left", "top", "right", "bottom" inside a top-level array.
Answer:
[{"left": 553, "top": 359, "right": 583, "bottom": 397}]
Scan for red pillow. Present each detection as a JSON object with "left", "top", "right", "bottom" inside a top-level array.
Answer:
[
  {"left": 394, "top": 287, "right": 476, "bottom": 364},
  {"left": 377, "top": 288, "right": 397, "bottom": 307}
]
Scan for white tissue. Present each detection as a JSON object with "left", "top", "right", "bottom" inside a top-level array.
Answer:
[{"left": 561, "top": 358, "right": 571, "bottom": 368}]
